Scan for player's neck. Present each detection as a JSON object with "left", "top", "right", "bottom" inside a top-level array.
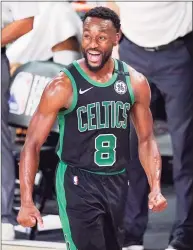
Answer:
[{"left": 85, "top": 57, "right": 114, "bottom": 81}]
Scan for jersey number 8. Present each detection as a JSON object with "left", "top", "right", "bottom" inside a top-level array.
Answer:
[{"left": 94, "top": 134, "right": 117, "bottom": 167}]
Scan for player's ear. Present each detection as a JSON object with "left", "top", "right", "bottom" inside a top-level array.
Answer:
[{"left": 114, "top": 31, "right": 121, "bottom": 46}]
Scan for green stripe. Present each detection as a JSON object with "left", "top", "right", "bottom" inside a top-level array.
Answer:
[
  {"left": 80, "top": 168, "right": 126, "bottom": 175},
  {"left": 122, "top": 62, "right": 135, "bottom": 105},
  {"left": 60, "top": 67, "right": 78, "bottom": 115},
  {"left": 57, "top": 67, "right": 78, "bottom": 159},
  {"left": 56, "top": 162, "right": 77, "bottom": 250},
  {"left": 73, "top": 59, "right": 118, "bottom": 87},
  {"left": 57, "top": 114, "right": 65, "bottom": 159},
  {"left": 56, "top": 67, "right": 78, "bottom": 248}
]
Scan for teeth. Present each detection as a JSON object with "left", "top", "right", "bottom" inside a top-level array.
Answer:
[{"left": 88, "top": 52, "right": 100, "bottom": 55}]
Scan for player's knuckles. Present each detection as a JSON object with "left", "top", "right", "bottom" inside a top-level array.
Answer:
[
  {"left": 18, "top": 212, "right": 35, "bottom": 225},
  {"left": 156, "top": 204, "right": 163, "bottom": 210},
  {"left": 25, "top": 217, "right": 36, "bottom": 227},
  {"left": 160, "top": 199, "right": 166, "bottom": 205},
  {"left": 155, "top": 203, "right": 164, "bottom": 211},
  {"left": 17, "top": 213, "right": 27, "bottom": 223},
  {"left": 18, "top": 217, "right": 32, "bottom": 227},
  {"left": 159, "top": 199, "right": 167, "bottom": 206},
  {"left": 156, "top": 202, "right": 166, "bottom": 211},
  {"left": 154, "top": 205, "right": 162, "bottom": 212},
  {"left": 152, "top": 206, "right": 158, "bottom": 212}
]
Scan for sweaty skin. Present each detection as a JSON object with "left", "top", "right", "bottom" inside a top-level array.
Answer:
[
  {"left": 17, "top": 15, "right": 167, "bottom": 228},
  {"left": 128, "top": 66, "right": 164, "bottom": 211},
  {"left": 17, "top": 72, "right": 73, "bottom": 228}
]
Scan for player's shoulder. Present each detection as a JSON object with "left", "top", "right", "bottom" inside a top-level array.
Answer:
[
  {"left": 122, "top": 62, "right": 150, "bottom": 102},
  {"left": 121, "top": 62, "right": 148, "bottom": 87},
  {"left": 44, "top": 70, "right": 72, "bottom": 98},
  {"left": 124, "top": 63, "right": 146, "bottom": 85}
]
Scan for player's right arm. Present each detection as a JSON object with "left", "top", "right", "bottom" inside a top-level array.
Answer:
[{"left": 17, "top": 72, "right": 72, "bottom": 228}]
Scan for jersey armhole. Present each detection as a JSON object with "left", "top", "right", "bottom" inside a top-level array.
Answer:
[
  {"left": 60, "top": 68, "right": 78, "bottom": 115},
  {"left": 122, "top": 62, "right": 135, "bottom": 106}
]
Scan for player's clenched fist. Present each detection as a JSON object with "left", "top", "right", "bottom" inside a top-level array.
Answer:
[
  {"left": 148, "top": 190, "right": 167, "bottom": 212},
  {"left": 17, "top": 204, "right": 44, "bottom": 228}
]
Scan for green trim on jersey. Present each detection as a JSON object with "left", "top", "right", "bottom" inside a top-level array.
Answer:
[
  {"left": 73, "top": 59, "right": 118, "bottom": 87},
  {"left": 80, "top": 167, "right": 126, "bottom": 175},
  {"left": 122, "top": 62, "right": 135, "bottom": 105},
  {"left": 60, "top": 67, "right": 78, "bottom": 115},
  {"left": 57, "top": 114, "right": 65, "bottom": 159},
  {"left": 58, "top": 67, "right": 78, "bottom": 159},
  {"left": 56, "top": 161, "right": 77, "bottom": 250}
]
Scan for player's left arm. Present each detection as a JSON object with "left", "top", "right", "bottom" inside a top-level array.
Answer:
[{"left": 130, "top": 69, "right": 167, "bottom": 212}]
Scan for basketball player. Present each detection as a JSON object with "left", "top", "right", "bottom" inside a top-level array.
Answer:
[{"left": 17, "top": 7, "right": 167, "bottom": 250}]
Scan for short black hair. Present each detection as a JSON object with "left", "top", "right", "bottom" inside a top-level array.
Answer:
[{"left": 83, "top": 6, "right": 121, "bottom": 32}]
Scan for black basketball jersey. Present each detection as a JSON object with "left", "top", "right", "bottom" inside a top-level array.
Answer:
[{"left": 57, "top": 59, "right": 135, "bottom": 174}]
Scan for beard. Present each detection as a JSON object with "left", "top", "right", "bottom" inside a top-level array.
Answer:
[{"left": 82, "top": 49, "right": 112, "bottom": 72}]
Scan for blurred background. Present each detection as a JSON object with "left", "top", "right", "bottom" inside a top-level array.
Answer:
[{"left": 1, "top": 1, "right": 192, "bottom": 250}]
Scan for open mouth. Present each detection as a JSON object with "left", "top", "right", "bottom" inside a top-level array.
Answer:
[{"left": 87, "top": 51, "right": 102, "bottom": 64}]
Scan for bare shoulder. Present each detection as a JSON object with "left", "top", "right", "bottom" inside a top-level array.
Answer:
[
  {"left": 45, "top": 72, "right": 72, "bottom": 97},
  {"left": 127, "top": 65, "right": 151, "bottom": 104},
  {"left": 127, "top": 65, "right": 148, "bottom": 88},
  {"left": 39, "top": 71, "right": 73, "bottom": 112}
]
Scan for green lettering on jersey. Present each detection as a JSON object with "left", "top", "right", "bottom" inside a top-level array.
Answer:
[
  {"left": 122, "top": 103, "right": 131, "bottom": 129},
  {"left": 77, "top": 101, "right": 131, "bottom": 132},
  {"left": 102, "top": 101, "right": 111, "bottom": 129},
  {"left": 96, "top": 102, "right": 106, "bottom": 129},
  {"left": 115, "top": 101, "right": 123, "bottom": 128},
  {"left": 87, "top": 103, "right": 96, "bottom": 131},
  {"left": 77, "top": 106, "right": 87, "bottom": 132},
  {"left": 111, "top": 101, "right": 116, "bottom": 128}
]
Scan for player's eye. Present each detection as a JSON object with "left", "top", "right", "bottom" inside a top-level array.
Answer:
[
  {"left": 99, "top": 36, "right": 106, "bottom": 41},
  {"left": 83, "top": 33, "right": 91, "bottom": 40}
]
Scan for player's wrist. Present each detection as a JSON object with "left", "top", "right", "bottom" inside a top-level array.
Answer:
[
  {"left": 20, "top": 195, "right": 34, "bottom": 207},
  {"left": 150, "top": 181, "right": 161, "bottom": 193}
]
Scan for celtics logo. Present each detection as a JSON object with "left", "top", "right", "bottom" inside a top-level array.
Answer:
[{"left": 114, "top": 80, "right": 127, "bottom": 95}]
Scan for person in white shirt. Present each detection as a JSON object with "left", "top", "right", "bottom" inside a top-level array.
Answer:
[
  {"left": 6, "top": 2, "right": 82, "bottom": 69},
  {"left": 107, "top": 2, "right": 193, "bottom": 250},
  {"left": 1, "top": 2, "right": 38, "bottom": 240}
]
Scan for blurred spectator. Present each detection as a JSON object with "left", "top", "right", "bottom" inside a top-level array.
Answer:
[
  {"left": 6, "top": 2, "right": 82, "bottom": 74},
  {"left": 107, "top": 2, "right": 193, "bottom": 250},
  {"left": 1, "top": 2, "right": 38, "bottom": 240}
]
